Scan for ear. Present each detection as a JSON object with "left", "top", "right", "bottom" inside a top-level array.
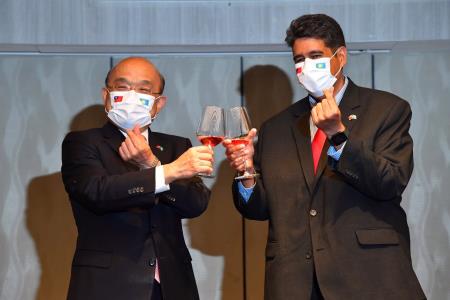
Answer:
[
  {"left": 102, "top": 87, "right": 111, "bottom": 111},
  {"left": 152, "top": 96, "right": 167, "bottom": 117},
  {"left": 338, "top": 47, "right": 348, "bottom": 68}
]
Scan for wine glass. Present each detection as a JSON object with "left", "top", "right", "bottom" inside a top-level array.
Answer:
[
  {"left": 196, "top": 106, "right": 225, "bottom": 178},
  {"left": 226, "top": 106, "right": 259, "bottom": 180}
]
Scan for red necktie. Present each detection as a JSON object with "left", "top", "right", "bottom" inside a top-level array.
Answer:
[{"left": 312, "top": 129, "right": 326, "bottom": 174}]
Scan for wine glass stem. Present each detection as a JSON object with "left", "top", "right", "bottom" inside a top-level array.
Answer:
[
  {"left": 208, "top": 144, "right": 214, "bottom": 175},
  {"left": 243, "top": 157, "right": 248, "bottom": 175}
]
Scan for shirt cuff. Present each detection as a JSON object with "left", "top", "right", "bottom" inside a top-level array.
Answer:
[
  {"left": 237, "top": 181, "right": 255, "bottom": 203},
  {"left": 327, "top": 141, "right": 347, "bottom": 161},
  {"left": 155, "top": 165, "right": 170, "bottom": 194}
]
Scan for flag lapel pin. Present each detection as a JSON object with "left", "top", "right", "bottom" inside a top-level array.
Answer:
[{"left": 348, "top": 114, "right": 357, "bottom": 121}]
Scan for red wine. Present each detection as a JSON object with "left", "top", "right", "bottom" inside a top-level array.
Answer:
[
  {"left": 200, "top": 136, "right": 224, "bottom": 147},
  {"left": 230, "top": 139, "right": 249, "bottom": 146}
]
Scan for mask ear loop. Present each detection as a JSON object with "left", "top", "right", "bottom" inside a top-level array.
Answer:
[
  {"left": 104, "top": 88, "right": 112, "bottom": 114},
  {"left": 151, "top": 95, "right": 164, "bottom": 122},
  {"left": 330, "top": 47, "right": 343, "bottom": 77}
]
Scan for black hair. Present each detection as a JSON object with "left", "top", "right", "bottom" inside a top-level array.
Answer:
[{"left": 285, "top": 14, "right": 346, "bottom": 50}]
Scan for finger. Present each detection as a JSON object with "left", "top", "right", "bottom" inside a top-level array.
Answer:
[
  {"left": 222, "top": 139, "right": 232, "bottom": 146},
  {"left": 118, "top": 145, "right": 128, "bottom": 160},
  {"left": 231, "top": 157, "right": 246, "bottom": 172},
  {"left": 124, "top": 138, "right": 138, "bottom": 156},
  {"left": 246, "top": 128, "right": 258, "bottom": 141},
  {"left": 311, "top": 105, "right": 320, "bottom": 125},
  {"left": 321, "top": 97, "right": 331, "bottom": 116},
  {"left": 225, "top": 143, "right": 246, "bottom": 156},
  {"left": 127, "top": 127, "right": 145, "bottom": 149},
  {"left": 193, "top": 145, "right": 214, "bottom": 154},
  {"left": 323, "top": 87, "right": 335, "bottom": 104},
  {"left": 228, "top": 148, "right": 247, "bottom": 161},
  {"left": 132, "top": 124, "right": 141, "bottom": 135},
  {"left": 120, "top": 142, "right": 131, "bottom": 160},
  {"left": 198, "top": 165, "right": 214, "bottom": 175},
  {"left": 197, "top": 152, "right": 214, "bottom": 162}
]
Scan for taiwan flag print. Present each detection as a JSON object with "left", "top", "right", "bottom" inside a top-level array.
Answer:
[{"left": 113, "top": 95, "right": 123, "bottom": 102}]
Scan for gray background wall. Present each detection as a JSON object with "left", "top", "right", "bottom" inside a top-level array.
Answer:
[{"left": 0, "top": 0, "right": 449, "bottom": 299}]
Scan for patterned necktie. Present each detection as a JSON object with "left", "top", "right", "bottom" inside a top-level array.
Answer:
[{"left": 312, "top": 129, "right": 326, "bottom": 174}]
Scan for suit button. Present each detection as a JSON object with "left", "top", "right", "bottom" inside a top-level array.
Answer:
[
  {"left": 305, "top": 252, "right": 312, "bottom": 259},
  {"left": 310, "top": 209, "right": 317, "bottom": 217},
  {"left": 149, "top": 259, "right": 156, "bottom": 267}
]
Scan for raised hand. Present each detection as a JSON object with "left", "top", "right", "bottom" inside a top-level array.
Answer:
[
  {"left": 163, "top": 146, "right": 214, "bottom": 184},
  {"left": 119, "top": 124, "right": 158, "bottom": 169},
  {"left": 223, "top": 128, "right": 257, "bottom": 186},
  {"left": 311, "top": 87, "right": 346, "bottom": 138}
]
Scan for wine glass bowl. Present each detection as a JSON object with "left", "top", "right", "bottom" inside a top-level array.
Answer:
[
  {"left": 196, "top": 106, "right": 225, "bottom": 177},
  {"left": 226, "top": 106, "right": 259, "bottom": 180}
]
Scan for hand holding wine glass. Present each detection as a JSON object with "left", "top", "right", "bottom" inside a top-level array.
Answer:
[
  {"left": 223, "top": 106, "right": 259, "bottom": 181},
  {"left": 196, "top": 106, "right": 225, "bottom": 177}
]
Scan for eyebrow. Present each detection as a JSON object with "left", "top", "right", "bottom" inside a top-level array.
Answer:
[
  {"left": 112, "top": 77, "right": 131, "bottom": 85},
  {"left": 293, "top": 50, "right": 324, "bottom": 62},
  {"left": 111, "top": 78, "right": 153, "bottom": 86}
]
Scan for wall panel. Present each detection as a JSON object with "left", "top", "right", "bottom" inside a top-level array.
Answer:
[
  {"left": 374, "top": 51, "right": 450, "bottom": 300},
  {"left": 0, "top": 50, "right": 449, "bottom": 300},
  {"left": 1, "top": 0, "right": 449, "bottom": 48},
  {"left": 0, "top": 55, "right": 110, "bottom": 300}
]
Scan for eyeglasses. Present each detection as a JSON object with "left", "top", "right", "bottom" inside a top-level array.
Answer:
[{"left": 106, "top": 83, "right": 163, "bottom": 96}]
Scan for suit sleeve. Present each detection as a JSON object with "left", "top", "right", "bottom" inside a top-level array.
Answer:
[
  {"left": 61, "top": 132, "right": 158, "bottom": 213},
  {"left": 232, "top": 124, "right": 269, "bottom": 221},
  {"left": 159, "top": 138, "right": 210, "bottom": 219},
  {"left": 332, "top": 98, "right": 414, "bottom": 201}
]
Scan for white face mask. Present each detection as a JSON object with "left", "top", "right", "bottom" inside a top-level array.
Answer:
[
  {"left": 295, "top": 48, "right": 342, "bottom": 98},
  {"left": 107, "top": 90, "right": 156, "bottom": 131}
]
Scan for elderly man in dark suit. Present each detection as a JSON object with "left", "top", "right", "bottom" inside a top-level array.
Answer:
[
  {"left": 61, "top": 57, "right": 212, "bottom": 300},
  {"left": 223, "top": 14, "right": 425, "bottom": 300}
]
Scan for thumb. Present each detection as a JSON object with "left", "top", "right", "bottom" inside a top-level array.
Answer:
[
  {"left": 132, "top": 124, "right": 141, "bottom": 135},
  {"left": 247, "top": 128, "right": 258, "bottom": 141},
  {"left": 323, "top": 87, "right": 335, "bottom": 103}
]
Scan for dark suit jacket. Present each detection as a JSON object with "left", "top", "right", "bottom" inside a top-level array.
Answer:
[
  {"left": 61, "top": 122, "right": 210, "bottom": 300},
  {"left": 233, "top": 80, "right": 426, "bottom": 300}
]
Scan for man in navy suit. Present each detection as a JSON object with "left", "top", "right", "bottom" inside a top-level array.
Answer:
[
  {"left": 224, "top": 14, "right": 425, "bottom": 300},
  {"left": 62, "top": 57, "right": 212, "bottom": 300}
]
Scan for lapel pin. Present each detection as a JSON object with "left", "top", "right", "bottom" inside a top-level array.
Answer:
[
  {"left": 156, "top": 145, "right": 164, "bottom": 151},
  {"left": 348, "top": 114, "right": 357, "bottom": 121}
]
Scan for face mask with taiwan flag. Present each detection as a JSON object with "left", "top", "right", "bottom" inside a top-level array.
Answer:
[
  {"left": 107, "top": 90, "right": 156, "bottom": 130},
  {"left": 295, "top": 48, "right": 342, "bottom": 98}
]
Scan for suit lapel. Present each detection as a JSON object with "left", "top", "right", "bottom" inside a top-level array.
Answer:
[
  {"left": 100, "top": 122, "right": 139, "bottom": 172},
  {"left": 290, "top": 100, "right": 315, "bottom": 195},
  {"left": 338, "top": 79, "right": 361, "bottom": 133},
  {"left": 147, "top": 130, "right": 172, "bottom": 165},
  {"left": 101, "top": 121, "right": 125, "bottom": 155}
]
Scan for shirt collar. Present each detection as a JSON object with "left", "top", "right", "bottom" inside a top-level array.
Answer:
[{"left": 308, "top": 76, "right": 349, "bottom": 108}]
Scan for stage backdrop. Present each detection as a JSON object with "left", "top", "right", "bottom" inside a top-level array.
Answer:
[{"left": 0, "top": 50, "right": 449, "bottom": 300}]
